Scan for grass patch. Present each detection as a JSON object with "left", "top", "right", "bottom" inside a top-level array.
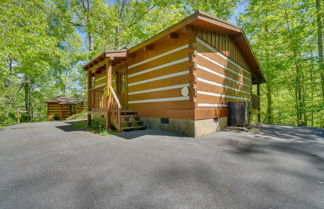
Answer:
[
  {"left": 66, "top": 110, "right": 88, "bottom": 120},
  {"left": 71, "top": 120, "right": 117, "bottom": 136}
]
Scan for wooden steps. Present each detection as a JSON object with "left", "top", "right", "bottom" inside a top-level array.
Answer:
[
  {"left": 121, "top": 126, "right": 146, "bottom": 131},
  {"left": 121, "top": 120, "right": 143, "bottom": 124},
  {"left": 120, "top": 110, "right": 145, "bottom": 131},
  {"left": 121, "top": 114, "right": 137, "bottom": 118}
]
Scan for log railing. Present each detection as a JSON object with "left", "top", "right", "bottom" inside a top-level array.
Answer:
[
  {"left": 89, "top": 86, "right": 108, "bottom": 109},
  {"left": 108, "top": 86, "right": 121, "bottom": 131}
]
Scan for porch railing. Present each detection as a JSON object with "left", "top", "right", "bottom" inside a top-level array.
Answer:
[
  {"left": 88, "top": 86, "right": 121, "bottom": 131},
  {"left": 89, "top": 86, "right": 108, "bottom": 109}
]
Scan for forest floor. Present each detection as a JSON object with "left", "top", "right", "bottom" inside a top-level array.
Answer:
[{"left": 0, "top": 121, "right": 323, "bottom": 209}]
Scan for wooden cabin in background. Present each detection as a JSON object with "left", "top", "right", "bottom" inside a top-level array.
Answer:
[
  {"left": 84, "top": 11, "right": 265, "bottom": 137},
  {"left": 44, "top": 96, "right": 84, "bottom": 120}
]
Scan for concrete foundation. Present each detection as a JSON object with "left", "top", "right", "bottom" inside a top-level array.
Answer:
[
  {"left": 141, "top": 117, "right": 228, "bottom": 137},
  {"left": 91, "top": 111, "right": 228, "bottom": 137},
  {"left": 194, "top": 117, "right": 227, "bottom": 137}
]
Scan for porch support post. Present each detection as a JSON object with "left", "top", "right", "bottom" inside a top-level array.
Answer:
[
  {"left": 60, "top": 104, "right": 63, "bottom": 120},
  {"left": 257, "top": 83, "right": 261, "bottom": 123},
  {"left": 106, "top": 58, "right": 112, "bottom": 130},
  {"left": 87, "top": 71, "right": 92, "bottom": 126}
]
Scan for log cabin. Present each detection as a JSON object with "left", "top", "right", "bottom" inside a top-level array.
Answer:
[
  {"left": 45, "top": 96, "right": 84, "bottom": 120},
  {"left": 84, "top": 11, "right": 265, "bottom": 137}
]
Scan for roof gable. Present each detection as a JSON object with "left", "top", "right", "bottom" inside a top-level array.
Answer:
[
  {"left": 44, "top": 96, "right": 84, "bottom": 105},
  {"left": 84, "top": 11, "right": 265, "bottom": 83}
]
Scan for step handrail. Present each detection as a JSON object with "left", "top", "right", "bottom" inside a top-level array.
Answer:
[
  {"left": 108, "top": 86, "right": 121, "bottom": 131},
  {"left": 109, "top": 86, "right": 121, "bottom": 108}
]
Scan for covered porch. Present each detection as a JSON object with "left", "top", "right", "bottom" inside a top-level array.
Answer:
[{"left": 84, "top": 50, "right": 144, "bottom": 131}]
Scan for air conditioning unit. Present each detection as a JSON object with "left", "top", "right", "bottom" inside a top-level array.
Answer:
[{"left": 228, "top": 102, "right": 250, "bottom": 126}]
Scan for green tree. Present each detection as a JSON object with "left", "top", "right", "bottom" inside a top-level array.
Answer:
[{"left": 239, "top": 0, "right": 323, "bottom": 127}]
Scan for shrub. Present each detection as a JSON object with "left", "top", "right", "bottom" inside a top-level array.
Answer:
[{"left": 0, "top": 117, "right": 16, "bottom": 127}]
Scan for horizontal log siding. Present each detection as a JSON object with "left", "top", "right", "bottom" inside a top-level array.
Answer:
[
  {"left": 192, "top": 27, "right": 250, "bottom": 71},
  {"left": 92, "top": 69, "right": 116, "bottom": 90},
  {"left": 196, "top": 70, "right": 251, "bottom": 93},
  {"left": 194, "top": 36, "right": 252, "bottom": 120},
  {"left": 47, "top": 104, "right": 72, "bottom": 120},
  {"left": 127, "top": 33, "right": 194, "bottom": 119},
  {"left": 195, "top": 38, "right": 251, "bottom": 80}
]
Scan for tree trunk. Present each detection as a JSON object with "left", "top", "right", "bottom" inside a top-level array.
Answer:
[
  {"left": 4, "top": 57, "right": 14, "bottom": 109},
  {"left": 114, "top": 0, "right": 128, "bottom": 49},
  {"left": 114, "top": 26, "right": 120, "bottom": 49},
  {"left": 24, "top": 76, "right": 32, "bottom": 121},
  {"left": 266, "top": 82, "right": 273, "bottom": 124},
  {"left": 284, "top": 10, "right": 306, "bottom": 126},
  {"left": 311, "top": 64, "right": 314, "bottom": 127},
  {"left": 4, "top": 57, "right": 12, "bottom": 88},
  {"left": 88, "top": 31, "right": 93, "bottom": 51},
  {"left": 81, "top": 0, "right": 94, "bottom": 51},
  {"left": 295, "top": 66, "right": 303, "bottom": 125},
  {"left": 264, "top": 22, "right": 273, "bottom": 124},
  {"left": 293, "top": 57, "right": 306, "bottom": 126},
  {"left": 316, "top": 0, "right": 324, "bottom": 100}
]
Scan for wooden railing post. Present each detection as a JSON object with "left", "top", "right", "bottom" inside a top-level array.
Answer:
[
  {"left": 106, "top": 94, "right": 111, "bottom": 130},
  {"left": 60, "top": 104, "right": 63, "bottom": 120},
  {"left": 117, "top": 109, "right": 121, "bottom": 131},
  {"left": 106, "top": 59, "right": 113, "bottom": 130}
]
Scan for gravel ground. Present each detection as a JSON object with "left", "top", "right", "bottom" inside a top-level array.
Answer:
[{"left": 0, "top": 121, "right": 323, "bottom": 209}]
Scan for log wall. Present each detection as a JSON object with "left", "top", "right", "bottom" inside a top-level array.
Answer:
[
  {"left": 127, "top": 32, "right": 195, "bottom": 119},
  {"left": 47, "top": 103, "right": 84, "bottom": 120},
  {"left": 192, "top": 27, "right": 250, "bottom": 70},
  {"left": 193, "top": 33, "right": 252, "bottom": 120},
  {"left": 92, "top": 69, "right": 117, "bottom": 92},
  {"left": 47, "top": 103, "right": 71, "bottom": 120}
]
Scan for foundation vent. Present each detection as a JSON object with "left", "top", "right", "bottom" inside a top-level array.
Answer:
[{"left": 160, "top": 118, "right": 169, "bottom": 124}]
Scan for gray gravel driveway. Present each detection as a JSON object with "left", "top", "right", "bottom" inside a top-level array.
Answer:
[{"left": 0, "top": 121, "right": 323, "bottom": 209}]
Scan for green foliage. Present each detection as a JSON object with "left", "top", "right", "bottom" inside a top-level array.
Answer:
[
  {"left": 0, "top": 117, "right": 16, "bottom": 127},
  {"left": 239, "top": 0, "right": 324, "bottom": 127},
  {"left": 1, "top": 0, "right": 322, "bottom": 128},
  {"left": 0, "top": 0, "right": 84, "bottom": 125}
]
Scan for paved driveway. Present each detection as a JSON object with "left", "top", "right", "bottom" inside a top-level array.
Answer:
[{"left": 0, "top": 121, "right": 323, "bottom": 209}]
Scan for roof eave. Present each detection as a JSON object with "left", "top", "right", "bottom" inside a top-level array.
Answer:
[
  {"left": 128, "top": 11, "right": 200, "bottom": 54},
  {"left": 84, "top": 50, "right": 127, "bottom": 71}
]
